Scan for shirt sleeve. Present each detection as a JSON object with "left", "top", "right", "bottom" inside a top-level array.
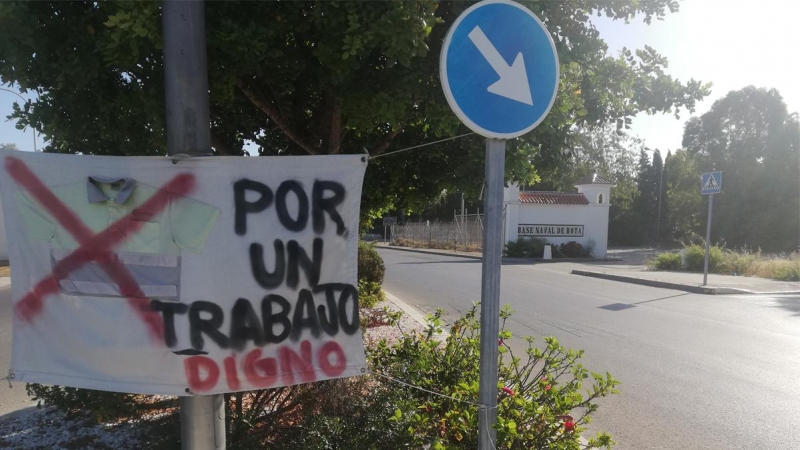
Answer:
[
  {"left": 169, "top": 195, "right": 220, "bottom": 254},
  {"left": 14, "top": 191, "right": 56, "bottom": 242}
]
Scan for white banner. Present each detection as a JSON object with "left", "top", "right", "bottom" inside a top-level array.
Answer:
[{"left": 0, "top": 149, "right": 368, "bottom": 395}]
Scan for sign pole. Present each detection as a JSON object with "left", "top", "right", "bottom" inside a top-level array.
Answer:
[
  {"left": 703, "top": 193, "right": 714, "bottom": 286},
  {"left": 161, "top": 1, "right": 226, "bottom": 449},
  {"left": 438, "top": 3, "right": 557, "bottom": 447},
  {"left": 478, "top": 138, "right": 505, "bottom": 449}
]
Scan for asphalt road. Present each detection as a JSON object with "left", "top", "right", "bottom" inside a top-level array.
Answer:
[
  {"left": 379, "top": 248, "right": 800, "bottom": 450},
  {"left": 0, "top": 283, "right": 36, "bottom": 416}
]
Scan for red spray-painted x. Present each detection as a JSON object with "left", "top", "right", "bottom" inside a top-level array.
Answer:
[{"left": 4, "top": 156, "right": 197, "bottom": 344}]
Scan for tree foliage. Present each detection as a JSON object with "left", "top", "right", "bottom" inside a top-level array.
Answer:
[
  {"left": 0, "top": 0, "right": 709, "bottom": 217},
  {"left": 663, "top": 149, "right": 702, "bottom": 243},
  {"left": 682, "top": 86, "right": 799, "bottom": 251}
]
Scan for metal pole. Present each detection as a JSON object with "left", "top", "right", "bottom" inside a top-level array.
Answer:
[
  {"left": 477, "top": 138, "right": 505, "bottom": 450},
  {"left": 161, "top": 1, "right": 226, "bottom": 449},
  {"left": 461, "top": 193, "right": 466, "bottom": 250},
  {"left": 703, "top": 194, "right": 714, "bottom": 286},
  {"left": 163, "top": 0, "right": 212, "bottom": 157},
  {"left": 657, "top": 164, "right": 663, "bottom": 243}
]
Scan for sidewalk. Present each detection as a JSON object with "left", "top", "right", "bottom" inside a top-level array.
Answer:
[{"left": 378, "top": 244, "right": 800, "bottom": 295}]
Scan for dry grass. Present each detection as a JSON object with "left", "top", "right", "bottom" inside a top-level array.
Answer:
[
  {"left": 653, "top": 246, "right": 800, "bottom": 281},
  {"left": 391, "top": 238, "right": 482, "bottom": 252},
  {"left": 744, "top": 258, "right": 800, "bottom": 280}
]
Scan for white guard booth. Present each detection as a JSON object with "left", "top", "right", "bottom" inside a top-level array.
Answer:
[{"left": 503, "top": 174, "right": 615, "bottom": 258}]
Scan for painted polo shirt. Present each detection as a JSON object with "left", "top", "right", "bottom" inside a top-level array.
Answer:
[{"left": 16, "top": 177, "right": 220, "bottom": 299}]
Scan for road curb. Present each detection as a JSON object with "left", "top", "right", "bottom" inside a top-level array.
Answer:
[
  {"left": 570, "top": 269, "right": 772, "bottom": 295},
  {"left": 378, "top": 245, "right": 623, "bottom": 263},
  {"left": 383, "top": 289, "right": 432, "bottom": 327},
  {"left": 378, "top": 245, "right": 482, "bottom": 260}
]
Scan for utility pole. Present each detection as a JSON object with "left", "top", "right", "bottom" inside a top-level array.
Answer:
[
  {"left": 461, "top": 192, "right": 466, "bottom": 250},
  {"left": 656, "top": 163, "right": 663, "bottom": 243},
  {"left": 161, "top": 1, "right": 225, "bottom": 449}
]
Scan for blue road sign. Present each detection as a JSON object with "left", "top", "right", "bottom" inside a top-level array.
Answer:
[
  {"left": 440, "top": 0, "right": 559, "bottom": 139},
  {"left": 701, "top": 171, "right": 722, "bottom": 195}
]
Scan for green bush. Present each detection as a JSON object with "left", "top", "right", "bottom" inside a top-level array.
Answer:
[
  {"left": 358, "top": 278, "right": 386, "bottom": 309},
  {"left": 358, "top": 241, "right": 386, "bottom": 285},
  {"left": 25, "top": 384, "right": 140, "bottom": 422},
  {"left": 367, "top": 305, "right": 618, "bottom": 449},
  {"left": 651, "top": 252, "right": 682, "bottom": 271},
  {"left": 773, "top": 262, "right": 800, "bottom": 281},
  {"left": 503, "top": 237, "right": 545, "bottom": 257},
  {"left": 265, "top": 377, "right": 408, "bottom": 450},
  {"left": 717, "top": 248, "right": 759, "bottom": 275},
  {"left": 556, "top": 241, "right": 588, "bottom": 258},
  {"left": 684, "top": 244, "right": 723, "bottom": 272}
]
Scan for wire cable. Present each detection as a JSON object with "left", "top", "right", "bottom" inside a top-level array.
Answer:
[{"left": 368, "top": 132, "right": 476, "bottom": 160}]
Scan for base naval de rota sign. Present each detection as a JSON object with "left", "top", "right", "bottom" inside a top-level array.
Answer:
[
  {"left": 518, "top": 224, "right": 584, "bottom": 238},
  {"left": 0, "top": 149, "right": 368, "bottom": 395}
]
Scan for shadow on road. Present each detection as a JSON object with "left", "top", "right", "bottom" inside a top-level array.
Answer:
[
  {"left": 597, "top": 293, "right": 691, "bottom": 312},
  {"left": 773, "top": 297, "right": 800, "bottom": 317},
  {"left": 633, "top": 292, "right": 691, "bottom": 305}
]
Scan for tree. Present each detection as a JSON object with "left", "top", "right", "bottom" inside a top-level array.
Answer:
[
  {"left": 663, "top": 150, "right": 702, "bottom": 243},
  {"left": 627, "top": 148, "right": 659, "bottom": 244},
  {"left": 0, "top": 0, "right": 709, "bottom": 219},
  {"left": 682, "top": 86, "right": 799, "bottom": 251},
  {"left": 536, "top": 123, "right": 648, "bottom": 245},
  {"left": 0, "top": 143, "right": 18, "bottom": 152}
]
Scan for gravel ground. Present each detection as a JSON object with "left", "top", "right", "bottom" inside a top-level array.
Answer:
[{"left": 0, "top": 299, "right": 425, "bottom": 449}]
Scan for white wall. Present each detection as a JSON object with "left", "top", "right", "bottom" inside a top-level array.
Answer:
[
  {"left": 504, "top": 183, "right": 612, "bottom": 258},
  {"left": 0, "top": 198, "right": 7, "bottom": 261}
]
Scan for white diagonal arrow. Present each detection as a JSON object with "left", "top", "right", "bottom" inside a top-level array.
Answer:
[{"left": 468, "top": 25, "right": 533, "bottom": 106}]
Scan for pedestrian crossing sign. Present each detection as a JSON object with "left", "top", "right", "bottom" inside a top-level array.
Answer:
[{"left": 701, "top": 171, "right": 722, "bottom": 195}]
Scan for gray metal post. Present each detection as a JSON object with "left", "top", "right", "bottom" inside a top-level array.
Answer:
[
  {"left": 657, "top": 164, "right": 663, "bottom": 243},
  {"left": 703, "top": 194, "right": 714, "bottom": 286},
  {"left": 163, "top": 0, "right": 212, "bottom": 157},
  {"left": 461, "top": 193, "right": 466, "bottom": 251},
  {"left": 477, "top": 138, "right": 505, "bottom": 450},
  {"left": 161, "top": 1, "right": 226, "bottom": 449}
]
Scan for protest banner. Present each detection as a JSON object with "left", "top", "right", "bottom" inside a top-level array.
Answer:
[{"left": 0, "top": 149, "right": 368, "bottom": 395}]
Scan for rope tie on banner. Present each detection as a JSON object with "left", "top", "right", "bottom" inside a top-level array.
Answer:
[
  {"left": 168, "top": 152, "right": 214, "bottom": 164},
  {"left": 1, "top": 371, "right": 15, "bottom": 388}
]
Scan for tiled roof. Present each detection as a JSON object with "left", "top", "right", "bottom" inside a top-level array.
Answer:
[
  {"left": 518, "top": 191, "right": 589, "bottom": 205},
  {"left": 575, "top": 173, "right": 616, "bottom": 185}
]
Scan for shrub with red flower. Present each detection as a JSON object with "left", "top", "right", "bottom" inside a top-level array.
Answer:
[{"left": 371, "top": 304, "right": 619, "bottom": 449}]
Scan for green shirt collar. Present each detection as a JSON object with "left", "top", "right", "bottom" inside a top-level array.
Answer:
[{"left": 87, "top": 177, "right": 137, "bottom": 204}]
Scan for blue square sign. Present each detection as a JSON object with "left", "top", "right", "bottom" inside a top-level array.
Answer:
[{"left": 701, "top": 172, "right": 722, "bottom": 195}]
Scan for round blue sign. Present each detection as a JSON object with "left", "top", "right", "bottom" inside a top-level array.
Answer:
[{"left": 440, "top": 0, "right": 559, "bottom": 139}]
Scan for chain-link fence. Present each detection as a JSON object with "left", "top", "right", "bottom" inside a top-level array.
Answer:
[{"left": 390, "top": 213, "right": 485, "bottom": 251}]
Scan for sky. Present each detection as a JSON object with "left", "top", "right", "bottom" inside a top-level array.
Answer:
[
  {"left": 592, "top": 0, "right": 800, "bottom": 153},
  {"left": 1, "top": 0, "right": 799, "bottom": 155}
]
